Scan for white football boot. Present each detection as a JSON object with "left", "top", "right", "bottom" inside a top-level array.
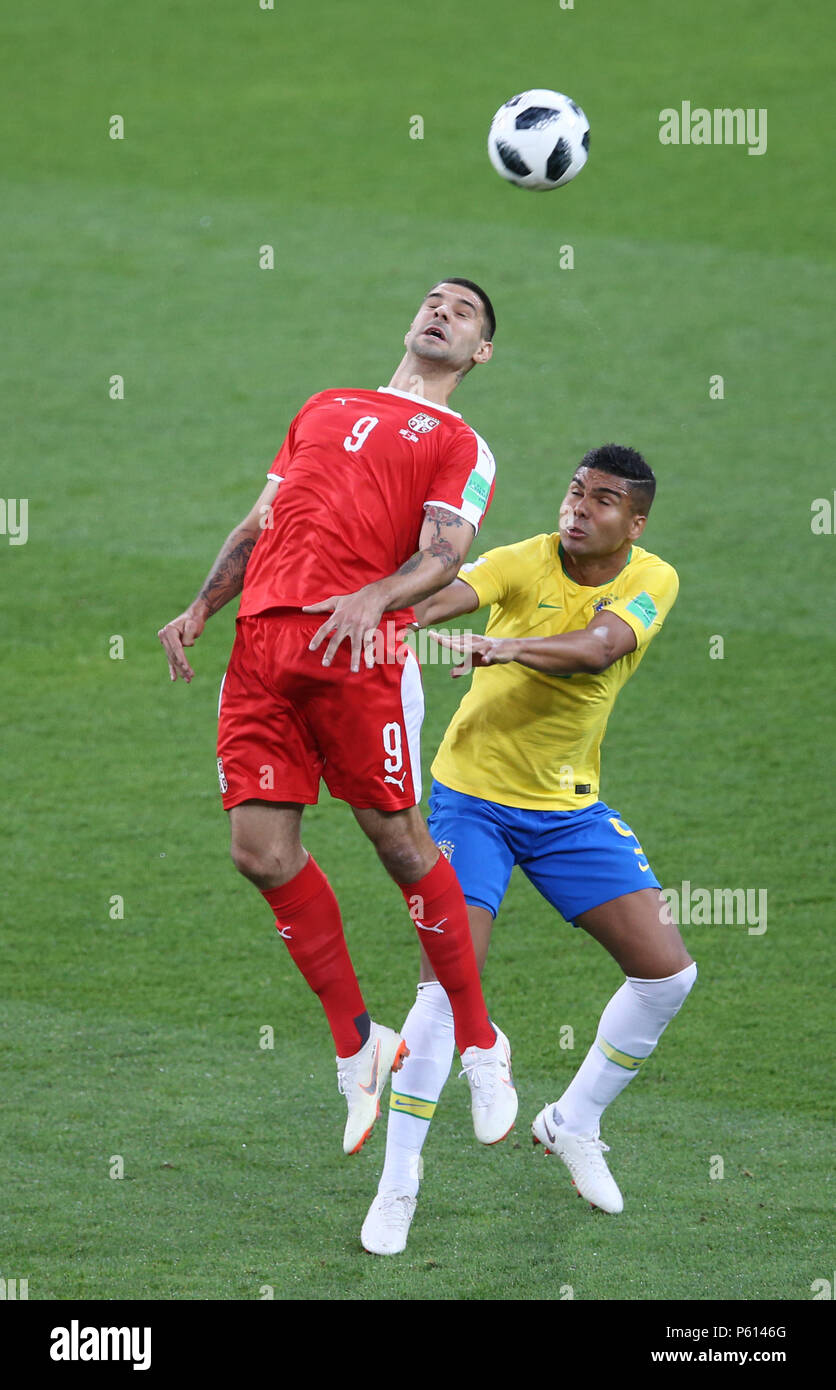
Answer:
[
  {"left": 459, "top": 1023, "right": 518, "bottom": 1144},
  {"left": 361, "top": 1191, "right": 418, "bottom": 1255},
  {"left": 337, "top": 1023, "right": 409, "bottom": 1155},
  {"left": 531, "top": 1104, "right": 624, "bottom": 1213}
]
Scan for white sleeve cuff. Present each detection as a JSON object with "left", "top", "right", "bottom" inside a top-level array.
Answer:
[{"left": 423, "top": 499, "right": 481, "bottom": 533}]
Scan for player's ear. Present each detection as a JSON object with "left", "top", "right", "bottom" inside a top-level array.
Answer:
[
  {"left": 628, "top": 512, "right": 648, "bottom": 539},
  {"left": 473, "top": 340, "right": 493, "bottom": 366}
]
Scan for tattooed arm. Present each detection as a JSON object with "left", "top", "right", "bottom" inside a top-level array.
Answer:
[
  {"left": 389, "top": 505, "right": 475, "bottom": 599},
  {"left": 304, "top": 505, "right": 478, "bottom": 672},
  {"left": 157, "top": 477, "right": 279, "bottom": 683},
  {"left": 195, "top": 530, "right": 256, "bottom": 618}
]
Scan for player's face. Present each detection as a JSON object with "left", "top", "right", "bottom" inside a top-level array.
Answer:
[
  {"left": 404, "top": 283, "right": 493, "bottom": 374},
  {"left": 558, "top": 468, "right": 647, "bottom": 557}
]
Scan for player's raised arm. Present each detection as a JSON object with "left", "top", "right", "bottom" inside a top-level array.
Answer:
[
  {"left": 157, "top": 477, "right": 279, "bottom": 683},
  {"left": 304, "top": 505, "right": 478, "bottom": 672}
]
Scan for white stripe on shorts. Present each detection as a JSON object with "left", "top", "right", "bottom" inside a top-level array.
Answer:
[{"left": 400, "top": 648, "right": 425, "bottom": 805}]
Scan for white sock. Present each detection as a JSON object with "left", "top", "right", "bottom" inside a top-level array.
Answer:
[
  {"left": 554, "top": 962, "right": 697, "bottom": 1136},
  {"left": 379, "top": 982, "right": 455, "bottom": 1198}
]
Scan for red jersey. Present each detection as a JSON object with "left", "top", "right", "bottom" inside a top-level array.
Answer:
[{"left": 239, "top": 387, "right": 497, "bottom": 620}]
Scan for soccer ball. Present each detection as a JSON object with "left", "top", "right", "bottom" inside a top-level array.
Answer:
[{"left": 488, "top": 89, "right": 590, "bottom": 190}]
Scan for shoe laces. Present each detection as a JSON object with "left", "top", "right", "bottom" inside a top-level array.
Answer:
[
  {"left": 336, "top": 1035, "right": 372, "bottom": 1097},
  {"left": 458, "top": 1052, "right": 497, "bottom": 1103},
  {"left": 569, "top": 1133, "right": 612, "bottom": 1172},
  {"left": 336, "top": 1053, "right": 360, "bottom": 1097},
  {"left": 376, "top": 1192, "right": 416, "bottom": 1225}
]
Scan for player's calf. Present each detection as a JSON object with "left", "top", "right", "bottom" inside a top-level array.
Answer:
[{"left": 533, "top": 962, "right": 697, "bottom": 1207}]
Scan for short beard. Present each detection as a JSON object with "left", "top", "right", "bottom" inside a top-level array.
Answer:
[{"left": 411, "top": 340, "right": 450, "bottom": 364}]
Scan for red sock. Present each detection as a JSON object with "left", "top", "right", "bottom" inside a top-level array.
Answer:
[
  {"left": 398, "top": 854, "right": 494, "bottom": 1053},
  {"left": 261, "top": 856, "right": 369, "bottom": 1058}
]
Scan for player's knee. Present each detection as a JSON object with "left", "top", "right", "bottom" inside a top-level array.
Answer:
[
  {"left": 628, "top": 961, "right": 697, "bottom": 1017},
  {"left": 230, "top": 841, "right": 273, "bottom": 886},
  {"left": 377, "top": 841, "right": 429, "bottom": 884},
  {"left": 364, "top": 815, "right": 434, "bottom": 883}
]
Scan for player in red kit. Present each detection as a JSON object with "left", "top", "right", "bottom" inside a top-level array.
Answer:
[{"left": 158, "top": 280, "right": 517, "bottom": 1157}]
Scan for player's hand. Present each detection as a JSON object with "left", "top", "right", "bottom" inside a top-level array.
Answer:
[
  {"left": 304, "top": 586, "right": 386, "bottom": 673},
  {"left": 157, "top": 606, "right": 207, "bottom": 683},
  {"left": 427, "top": 628, "right": 512, "bottom": 678}
]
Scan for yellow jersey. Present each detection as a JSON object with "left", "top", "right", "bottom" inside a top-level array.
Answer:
[{"left": 430, "top": 534, "right": 679, "bottom": 811}]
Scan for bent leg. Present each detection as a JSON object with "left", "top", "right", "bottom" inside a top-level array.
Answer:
[
  {"left": 229, "top": 800, "right": 368, "bottom": 1057},
  {"left": 371, "top": 783, "right": 514, "bottom": 1183},
  {"left": 554, "top": 888, "right": 697, "bottom": 1135},
  {"left": 352, "top": 804, "right": 494, "bottom": 1053},
  {"left": 378, "top": 906, "right": 496, "bottom": 1207}
]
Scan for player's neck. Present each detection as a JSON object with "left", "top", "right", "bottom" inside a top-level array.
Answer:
[
  {"left": 558, "top": 540, "right": 633, "bottom": 587},
  {"left": 386, "top": 354, "right": 459, "bottom": 408}
]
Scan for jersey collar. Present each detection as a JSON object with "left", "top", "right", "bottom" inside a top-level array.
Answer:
[
  {"left": 556, "top": 538, "right": 634, "bottom": 586},
  {"left": 377, "top": 386, "right": 461, "bottom": 417}
]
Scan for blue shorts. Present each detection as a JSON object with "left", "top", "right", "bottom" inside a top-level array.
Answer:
[{"left": 427, "top": 781, "right": 661, "bottom": 925}]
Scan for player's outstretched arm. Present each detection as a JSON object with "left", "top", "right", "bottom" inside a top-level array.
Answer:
[
  {"left": 304, "top": 505, "right": 477, "bottom": 672},
  {"left": 430, "top": 609, "right": 637, "bottom": 679},
  {"left": 411, "top": 577, "right": 482, "bottom": 628},
  {"left": 157, "top": 478, "right": 279, "bottom": 683}
]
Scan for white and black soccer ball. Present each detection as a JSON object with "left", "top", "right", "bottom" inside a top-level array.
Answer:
[{"left": 488, "top": 89, "right": 590, "bottom": 190}]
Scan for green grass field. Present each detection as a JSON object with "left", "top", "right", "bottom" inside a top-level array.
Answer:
[{"left": 2, "top": 0, "right": 834, "bottom": 1305}]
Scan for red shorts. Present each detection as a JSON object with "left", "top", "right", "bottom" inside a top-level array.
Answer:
[{"left": 216, "top": 610, "right": 425, "bottom": 811}]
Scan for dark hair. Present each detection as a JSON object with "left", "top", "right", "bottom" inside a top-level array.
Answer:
[
  {"left": 436, "top": 277, "right": 496, "bottom": 340},
  {"left": 578, "top": 443, "right": 656, "bottom": 514}
]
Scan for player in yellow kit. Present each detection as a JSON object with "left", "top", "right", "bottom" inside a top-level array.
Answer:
[{"left": 361, "top": 443, "right": 697, "bottom": 1254}]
